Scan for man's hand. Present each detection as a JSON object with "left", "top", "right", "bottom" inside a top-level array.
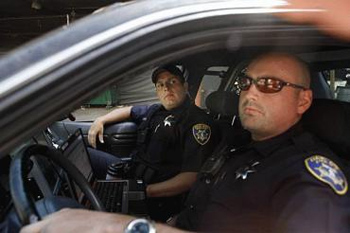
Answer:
[
  {"left": 275, "top": 0, "right": 350, "bottom": 41},
  {"left": 87, "top": 106, "right": 133, "bottom": 148},
  {"left": 20, "top": 209, "right": 134, "bottom": 233},
  {"left": 146, "top": 172, "right": 197, "bottom": 197},
  {"left": 88, "top": 118, "right": 105, "bottom": 148},
  {"left": 20, "top": 208, "right": 191, "bottom": 233}
]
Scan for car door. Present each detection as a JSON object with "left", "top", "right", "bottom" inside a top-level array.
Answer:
[{"left": 49, "top": 120, "right": 137, "bottom": 158}]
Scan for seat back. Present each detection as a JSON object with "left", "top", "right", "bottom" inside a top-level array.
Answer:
[
  {"left": 302, "top": 99, "right": 350, "bottom": 159},
  {"left": 205, "top": 91, "right": 242, "bottom": 142},
  {"left": 205, "top": 91, "right": 239, "bottom": 118},
  {"left": 310, "top": 72, "right": 333, "bottom": 99}
]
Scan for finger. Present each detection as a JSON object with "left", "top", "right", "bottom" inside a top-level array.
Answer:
[
  {"left": 273, "top": 0, "right": 350, "bottom": 41},
  {"left": 273, "top": 0, "right": 320, "bottom": 24},
  {"left": 88, "top": 130, "right": 96, "bottom": 148},
  {"left": 98, "top": 128, "right": 104, "bottom": 144}
]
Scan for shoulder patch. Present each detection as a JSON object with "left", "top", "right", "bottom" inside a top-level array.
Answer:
[
  {"left": 304, "top": 155, "right": 348, "bottom": 195},
  {"left": 192, "top": 124, "right": 211, "bottom": 145}
]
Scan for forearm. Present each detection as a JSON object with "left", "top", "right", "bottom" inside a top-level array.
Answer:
[
  {"left": 275, "top": 0, "right": 350, "bottom": 40},
  {"left": 97, "top": 106, "right": 132, "bottom": 125},
  {"left": 146, "top": 172, "right": 197, "bottom": 197},
  {"left": 88, "top": 106, "right": 133, "bottom": 147},
  {"left": 20, "top": 209, "right": 193, "bottom": 233}
]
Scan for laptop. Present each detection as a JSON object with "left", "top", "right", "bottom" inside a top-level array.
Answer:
[{"left": 59, "top": 128, "right": 147, "bottom": 215}]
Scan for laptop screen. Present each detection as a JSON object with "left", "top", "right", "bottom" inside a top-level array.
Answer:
[{"left": 60, "top": 129, "right": 93, "bottom": 182}]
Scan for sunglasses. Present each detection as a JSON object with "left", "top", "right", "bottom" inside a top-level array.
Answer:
[{"left": 237, "top": 75, "right": 307, "bottom": 94}]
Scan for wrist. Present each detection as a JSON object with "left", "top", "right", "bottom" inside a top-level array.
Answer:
[
  {"left": 95, "top": 117, "right": 106, "bottom": 126},
  {"left": 146, "top": 185, "right": 153, "bottom": 197},
  {"left": 124, "top": 218, "right": 156, "bottom": 233}
]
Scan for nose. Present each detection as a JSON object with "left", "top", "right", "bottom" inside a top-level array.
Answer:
[
  {"left": 163, "top": 81, "right": 173, "bottom": 91},
  {"left": 241, "top": 82, "right": 260, "bottom": 100}
]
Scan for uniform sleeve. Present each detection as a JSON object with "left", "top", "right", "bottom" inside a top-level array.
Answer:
[
  {"left": 130, "top": 105, "right": 151, "bottom": 125},
  {"left": 271, "top": 174, "right": 350, "bottom": 233},
  {"left": 181, "top": 119, "right": 219, "bottom": 172}
]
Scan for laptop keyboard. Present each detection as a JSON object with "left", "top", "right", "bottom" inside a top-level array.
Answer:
[{"left": 94, "top": 181, "right": 126, "bottom": 213}]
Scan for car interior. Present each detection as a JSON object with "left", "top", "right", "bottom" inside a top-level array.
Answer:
[
  {"left": 1, "top": 2, "right": 350, "bottom": 231},
  {"left": 2, "top": 45, "right": 350, "bottom": 232}
]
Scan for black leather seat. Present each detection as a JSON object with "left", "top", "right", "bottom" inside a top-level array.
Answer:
[
  {"left": 310, "top": 72, "right": 333, "bottom": 99},
  {"left": 205, "top": 91, "right": 247, "bottom": 144},
  {"left": 205, "top": 91, "right": 239, "bottom": 118},
  {"left": 302, "top": 98, "right": 350, "bottom": 159}
]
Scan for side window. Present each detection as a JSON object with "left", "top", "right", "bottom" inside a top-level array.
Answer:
[
  {"left": 74, "top": 86, "right": 126, "bottom": 121},
  {"left": 195, "top": 66, "right": 228, "bottom": 109},
  {"left": 73, "top": 70, "right": 159, "bottom": 121},
  {"left": 324, "top": 68, "right": 350, "bottom": 102}
]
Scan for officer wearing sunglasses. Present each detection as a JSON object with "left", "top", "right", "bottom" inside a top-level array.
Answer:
[
  {"left": 21, "top": 53, "right": 350, "bottom": 233},
  {"left": 237, "top": 75, "right": 307, "bottom": 93},
  {"left": 175, "top": 52, "right": 350, "bottom": 232}
]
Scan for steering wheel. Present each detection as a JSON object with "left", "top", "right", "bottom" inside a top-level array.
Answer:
[{"left": 9, "top": 144, "right": 105, "bottom": 225}]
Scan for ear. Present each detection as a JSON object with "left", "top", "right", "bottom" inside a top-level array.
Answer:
[
  {"left": 184, "top": 82, "right": 189, "bottom": 92},
  {"left": 297, "top": 89, "right": 313, "bottom": 114}
]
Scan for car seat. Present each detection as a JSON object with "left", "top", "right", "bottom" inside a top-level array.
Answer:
[
  {"left": 310, "top": 72, "right": 333, "bottom": 99},
  {"left": 302, "top": 98, "right": 350, "bottom": 160},
  {"left": 205, "top": 91, "right": 249, "bottom": 145}
]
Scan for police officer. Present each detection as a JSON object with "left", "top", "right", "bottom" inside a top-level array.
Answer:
[
  {"left": 175, "top": 53, "right": 350, "bottom": 232},
  {"left": 88, "top": 64, "right": 218, "bottom": 221},
  {"left": 21, "top": 53, "right": 350, "bottom": 233}
]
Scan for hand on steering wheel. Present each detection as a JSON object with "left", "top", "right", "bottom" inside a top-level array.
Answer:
[{"left": 9, "top": 145, "right": 105, "bottom": 226}]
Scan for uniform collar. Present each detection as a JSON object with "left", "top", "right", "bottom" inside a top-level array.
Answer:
[{"left": 249, "top": 122, "right": 304, "bottom": 158}]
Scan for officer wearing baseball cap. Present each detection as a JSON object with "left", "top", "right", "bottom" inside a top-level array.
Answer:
[
  {"left": 151, "top": 64, "right": 186, "bottom": 84},
  {"left": 87, "top": 63, "right": 219, "bottom": 221}
]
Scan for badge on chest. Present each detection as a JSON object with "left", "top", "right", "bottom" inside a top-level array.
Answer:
[
  {"left": 163, "top": 115, "right": 175, "bottom": 127},
  {"left": 154, "top": 114, "right": 175, "bottom": 133},
  {"left": 193, "top": 123, "right": 211, "bottom": 145},
  {"left": 235, "top": 161, "right": 260, "bottom": 180}
]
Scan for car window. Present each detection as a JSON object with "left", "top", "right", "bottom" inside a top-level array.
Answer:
[
  {"left": 323, "top": 68, "right": 350, "bottom": 102},
  {"left": 73, "top": 70, "right": 159, "bottom": 121}
]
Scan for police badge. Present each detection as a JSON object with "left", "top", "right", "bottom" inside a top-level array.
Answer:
[
  {"left": 192, "top": 123, "right": 211, "bottom": 145},
  {"left": 163, "top": 115, "right": 175, "bottom": 127},
  {"left": 305, "top": 155, "right": 348, "bottom": 195}
]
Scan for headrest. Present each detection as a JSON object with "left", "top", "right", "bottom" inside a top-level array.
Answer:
[
  {"left": 205, "top": 91, "right": 239, "bottom": 116},
  {"left": 310, "top": 72, "right": 333, "bottom": 99},
  {"left": 302, "top": 98, "right": 350, "bottom": 159}
]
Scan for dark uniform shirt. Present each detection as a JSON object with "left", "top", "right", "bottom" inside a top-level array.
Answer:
[
  {"left": 176, "top": 123, "right": 350, "bottom": 233},
  {"left": 130, "top": 98, "right": 219, "bottom": 222},
  {"left": 130, "top": 98, "right": 218, "bottom": 183}
]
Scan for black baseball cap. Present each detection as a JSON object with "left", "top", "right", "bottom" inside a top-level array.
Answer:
[{"left": 151, "top": 64, "right": 185, "bottom": 83}]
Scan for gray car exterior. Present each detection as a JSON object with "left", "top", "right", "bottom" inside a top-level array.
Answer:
[{"left": 0, "top": 1, "right": 348, "bottom": 156}]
